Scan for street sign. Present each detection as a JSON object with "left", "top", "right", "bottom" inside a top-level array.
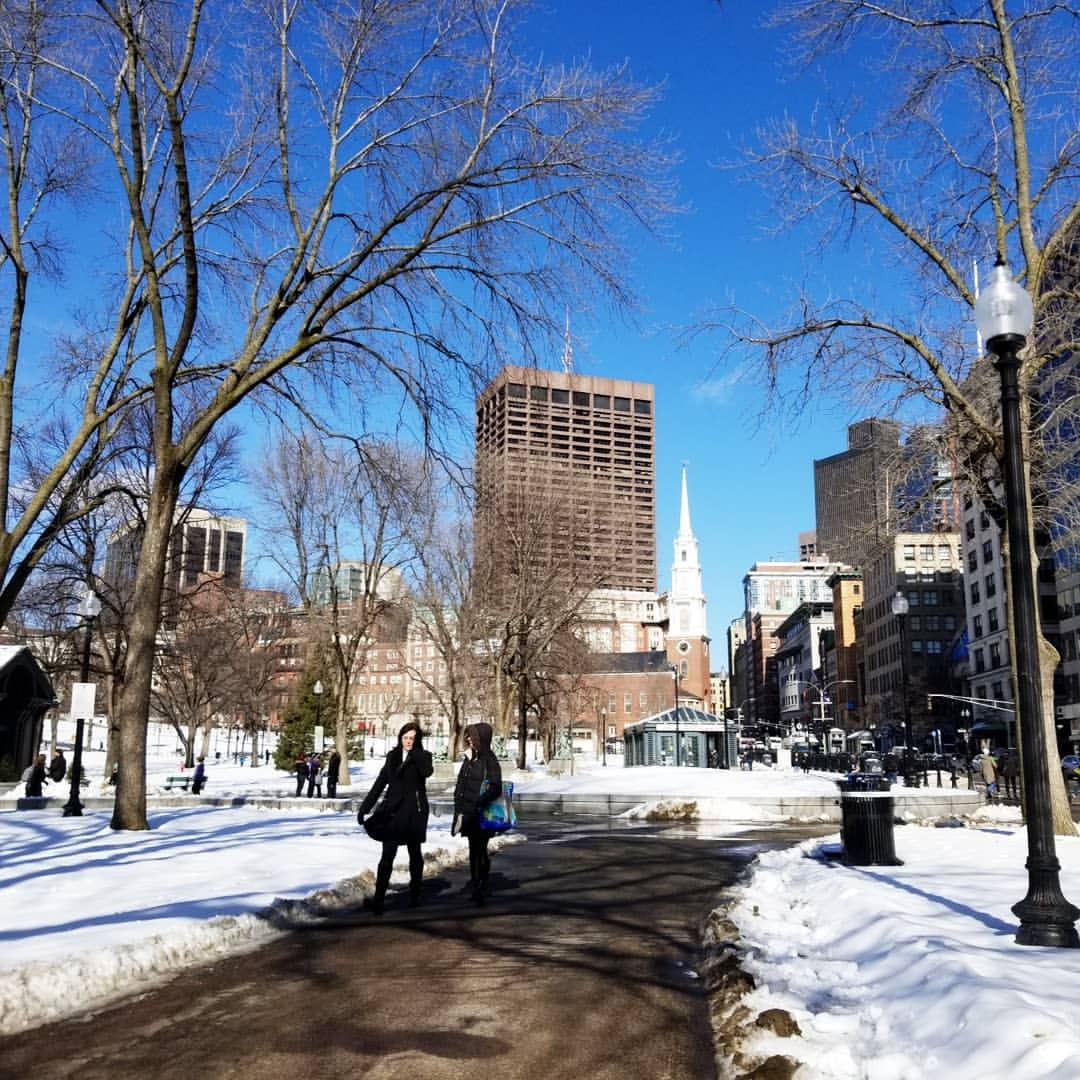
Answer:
[{"left": 70, "top": 683, "right": 96, "bottom": 721}]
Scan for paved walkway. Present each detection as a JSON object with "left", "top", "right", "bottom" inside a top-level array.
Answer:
[{"left": 0, "top": 818, "right": 831, "bottom": 1080}]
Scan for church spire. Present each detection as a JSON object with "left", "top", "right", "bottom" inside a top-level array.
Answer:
[{"left": 678, "top": 462, "right": 692, "bottom": 538}]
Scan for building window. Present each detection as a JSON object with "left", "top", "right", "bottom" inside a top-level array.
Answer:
[
  {"left": 989, "top": 642, "right": 1002, "bottom": 668},
  {"left": 624, "top": 692, "right": 633, "bottom": 713},
  {"left": 903, "top": 544, "right": 916, "bottom": 562},
  {"left": 982, "top": 539, "right": 994, "bottom": 563},
  {"left": 970, "top": 581, "right": 980, "bottom": 605},
  {"left": 910, "top": 615, "right": 922, "bottom": 631},
  {"left": 966, "top": 519, "right": 976, "bottom": 540},
  {"left": 985, "top": 573, "right": 996, "bottom": 598},
  {"left": 938, "top": 545, "right": 952, "bottom": 561},
  {"left": 967, "top": 550, "right": 978, "bottom": 572},
  {"left": 974, "top": 648, "right": 985, "bottom": 674},
  {"left": 973, "top": 614, "right": 983, "bottom": 638},
  {"left": 923, "top": 590, "right": 940, "bottom": 606},
  {"left": 992, "top": 681, "right": 1004, "bottom": 700},
  {"left": 988, "top": 606, "right": 999, "bottom": 632},
  {"left": 926, "top": 640, "right": 943, "bottom": 654},
  {"left": 921, "top": 544, "right": 934, "bottom": 560}
]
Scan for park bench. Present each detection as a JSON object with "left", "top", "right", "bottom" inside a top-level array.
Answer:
[{"left": 164, "top": 775, "right": 193, "bottom": 791}]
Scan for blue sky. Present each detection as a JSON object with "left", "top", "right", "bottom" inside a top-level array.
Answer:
[
  {"left": 518, "top": 2, "right": 863, "bottom": 639},
  {"left": 222, "top": 2, "right": 892, "bottom": 643}
]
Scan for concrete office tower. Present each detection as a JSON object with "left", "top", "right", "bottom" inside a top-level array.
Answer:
[
  {"left": 104, "top": 508, "right": 247, "bottom": 593},
  {"left": 474, "top": 365, "right": 656, "bottom": 597},
  {"left": 814, "top": 418, "right": 901, "bottom": 568}
]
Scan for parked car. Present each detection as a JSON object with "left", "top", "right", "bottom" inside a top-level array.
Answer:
[{"left": 1061, "top": 754, "right": 1080, "bottom": 772}]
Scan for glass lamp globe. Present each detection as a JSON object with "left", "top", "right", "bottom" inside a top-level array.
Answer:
[{"left": 974, "top": 259, "right": 1034, "bottom": 348}]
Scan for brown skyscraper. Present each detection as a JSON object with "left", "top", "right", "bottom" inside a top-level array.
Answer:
[{"left": 474, "top": 366, "right": 656, "bottom": 596}]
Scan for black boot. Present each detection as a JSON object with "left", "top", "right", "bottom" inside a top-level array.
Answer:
[
  {"left": 409, "top": 878, "right": 422, "bottom": 908},
  {"left": 366, "top": 861, "right": 392, "bottom": 915}
]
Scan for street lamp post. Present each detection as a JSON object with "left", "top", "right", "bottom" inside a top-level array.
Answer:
[
  {"left": 891, "top": 591, "right": 912, "bottom": 758},
  {"left": 975, "top": 259, "right": 1079, "bottom": 948},
  {"left": 670, "top": 664, "right": 681, "bottom": 767},
  {"left": 64, "top": 589, "right": 101, "bottom": 818},
  {"left": 600, "top": 707, "right": 607, "bottom": 766}
]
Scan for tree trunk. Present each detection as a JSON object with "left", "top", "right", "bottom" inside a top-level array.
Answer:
[
  {"left": 1003, "top": 502, "right": 1077, "bottom": 839},
  {"left": 1038, "top": 634, "right": 1075, "bottom": 835},
  {"left": 109, "top": 474, "right": 180, "bottom": 830},
  {"left": 335, "top": 695, "right": 349, "bottom": 788}
]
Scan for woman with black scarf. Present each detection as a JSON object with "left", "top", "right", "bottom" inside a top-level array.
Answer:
[{"left": 357, "top": 721, "right": 433, "bottom": 914}]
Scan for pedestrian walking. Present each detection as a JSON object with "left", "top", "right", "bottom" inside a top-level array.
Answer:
[
  {"left": 25, "top": 753, "right": 48, "bottom": 797},
  {"left": 1000, "top": 749, "right": 1019, "bottom": 800},
  {"left": 306, "top": 752, "right": 321, "bottom": 798},
  {"left": 357, "top": 722, "right": 433, "bottom": 914},
  {"left": 293, "top": 753, "right": 308, "bottom": 797},
  {"left": 981, "top": 749, "right": 998, "bottom": 802},
  {"left": 191, "top": 756, "right": 207, "bottom": 795},
  {"left": 326, "top": 749, "right": 342, "bottom": 798},
  {"left": 452, "top": 722, "right": 502, "bottom": 906},
  {"left": 48, "top": 749, "right": 67, "bottom": 783}
]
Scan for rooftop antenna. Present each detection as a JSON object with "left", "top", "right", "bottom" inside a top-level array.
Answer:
[{"left": 561, "top": 308, "right": 573, "bottom": 373}]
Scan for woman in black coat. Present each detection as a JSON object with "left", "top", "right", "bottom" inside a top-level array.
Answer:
[
  {"left": 453, "top": 722, "right": 502, "bottom": 905},
  {"left": 358, "top": 721, "right": 433, "bottom": 914}
]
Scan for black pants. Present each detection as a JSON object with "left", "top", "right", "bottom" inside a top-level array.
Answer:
[
  {"left": 295, "top": 775, "right": 305, "bottom": 797},
  {"left": 467, "top": 831, "right": 492, "bottom": 889},
  {"left": 375, "top": 839, "right": 424, "bottom": 900}
]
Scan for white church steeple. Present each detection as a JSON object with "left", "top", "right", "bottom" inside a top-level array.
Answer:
[{"left": 670, "top": 465, "right": 707, "bottom": 639}]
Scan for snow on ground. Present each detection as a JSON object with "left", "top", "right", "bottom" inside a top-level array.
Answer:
[{"left": 3, "top": 753, "right": 1080, "bottom": 1080}]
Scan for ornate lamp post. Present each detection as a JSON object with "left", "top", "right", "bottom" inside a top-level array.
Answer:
[
  {"left": 974, "top": 259, "right": 1079, "bottom": 947},
  {"left": 891, "top": 591, "right": 912, "bottom": 756},
  {"left": 670, "top": 664, "right": 681, "bottom": 766},
  {"left": 63, "top": 588, "right": 101, "bottom": 818}
]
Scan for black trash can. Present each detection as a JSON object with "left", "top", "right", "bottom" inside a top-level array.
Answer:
[{"left": 836, "top": 776, "right": 903, "bottom": 866}]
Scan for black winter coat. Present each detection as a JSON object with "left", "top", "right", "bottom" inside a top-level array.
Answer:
[
  {"left": 26, "top": 762, "right": 47, "bottom": 797},
  {"left": 453, "top": 755, "right": 501, "bottom": 837},
  {"left": 359, "top": 747, "right": 433, "bottom": 844}
]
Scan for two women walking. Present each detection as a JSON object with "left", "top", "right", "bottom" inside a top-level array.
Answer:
[{"left": 357, "top": 720, "right": 503, "bottom": 913}]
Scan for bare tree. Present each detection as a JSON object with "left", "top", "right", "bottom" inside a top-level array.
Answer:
[
  {"left": 260, "top": 431, "right": 428, "bottom": 787},
  {"left": 405, "top": 492, "right": 486, "bottom": 759},
  {"left": 0, "top": 0, "right": 672, "bottom": 829},
  {"left": 708, "top": 0, "right": 1079, "bottom": 835},
  {"left": 150, "top": 585, "right": 241, "bottom": 767},
  {"left": 475, "top": 481, "right": 608, "bottom": 769}
]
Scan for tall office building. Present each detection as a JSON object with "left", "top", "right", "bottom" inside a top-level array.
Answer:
[
  {"left": 474, "top": 366, "right": 656, "bottom": 596},
  {"left": 104, "top": 508, "right": 247, "bottom": 593},
  {"left": 814, "top": 418, "right": 901, "bottom": 568}
]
